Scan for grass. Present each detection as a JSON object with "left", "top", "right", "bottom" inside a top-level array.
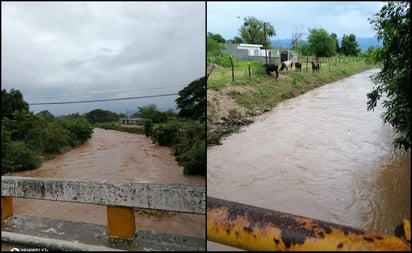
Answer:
[{"left": 208, "top": 56, "right": 377, "bottom": 113}]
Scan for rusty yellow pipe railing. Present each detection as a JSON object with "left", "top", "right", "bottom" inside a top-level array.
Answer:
[{"left": 207, "top": 197, "right": 411, "bottom": 251}]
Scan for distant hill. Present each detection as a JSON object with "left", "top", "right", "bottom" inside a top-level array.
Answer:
[
  {"left": 270, "top": 39, "right": 294, "bottom": 49},
  {"left": 356, "top": 37, "right": 383, "bottom": 51},
  {"left": 271, "top": 37, "right": 383, "bottom": 52}
]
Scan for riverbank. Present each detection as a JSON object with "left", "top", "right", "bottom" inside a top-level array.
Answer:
[{"left": 207, "top": 58, "right": 378, "bottom": 145}]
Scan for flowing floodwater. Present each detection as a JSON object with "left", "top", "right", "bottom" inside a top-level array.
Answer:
[
  {"left": 8, "top": 128, "right": 205, "bottom": 240},
  {"left": 207, "top": 69, "right": 410, "bottom": 250}
]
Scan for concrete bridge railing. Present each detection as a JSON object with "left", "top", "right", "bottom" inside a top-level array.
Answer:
[{"left": 1, "top": 176, "right": 205, "bottom": 250}]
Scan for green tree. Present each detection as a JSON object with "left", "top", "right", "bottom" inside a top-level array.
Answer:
[
  {"left": 239, "top": 16, "right": 275, "bottom": 48},
  {"left": 363, "top": 46, "right": 378, "bottom": 65},
  {"left": 151, "top": 119, "right": 181, "bottom": 147},
  {"left": 25, "top": 114, "right": 49, "bottom": 153},
  {"left": 330, "top": 32, "right": 340, "bottom": 55},
  {"left": 178, "top": 139, "right": 205, "bottom": 175},
  {"left": 340, "top": 34, "right": 361, "bottom": 56},
  {"left": 144, "top": 119, "right": 153, "bottom": 137},
  {"left": 307, "top": 28, "right": 336, "bottom": 60},
  {"left": 1, "top": 122, "right": 13, "bottom": 172},
  {"left": 37, "top": 110, "right": 55, "bottom": 122},
  {"left": 367, "top": 1, "right": 411, "bottom": 150},
  {"left": 175, "top": 76, "right": 206, "bottom": 122},
  {"left": 1, "top": 89, "right": 29, "bottom": 120},
  {"left": 227, "top": 36, "right": 243, "bottom": 44},
  {"left": 86, "top": 109, "right": 118, "bottom": 124},
  {"left": 3, "top": 141, "right": 42, "bottom": 172},
  {"left": 135, "top": 104, "right": 167, "bottom": 123},
  {"left": 1, "top": 89, "right": 95, "bottom": 174},
  {"left": 174, "top": 120, "right": 205, "bottom": 175},
  {"left": 297, "top": 43, "right": 311, "bottom": 56},
  {"left": 163, "top": 109, "right": 177, "bottom": 119},
  {"left": 42, "top": 122, "right": 70, "bottom": 153},
  {"left": 56, "top": 116, "right": 93, "bottom": 147},
  {"left": 207, "top": 36, "right": 224, "bottom": 57},
  {"left": 8, "top": 110, "right": 36, "bottom": 141},
  {"left": 207, "top": 32, "right": 226, "bottom": 43}
]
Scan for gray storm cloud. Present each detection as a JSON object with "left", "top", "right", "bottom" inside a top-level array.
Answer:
[{"left": 2, "top": 2, "right": 205, "bottom": 115}]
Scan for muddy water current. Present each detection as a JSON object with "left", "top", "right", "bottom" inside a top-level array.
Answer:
[
  {"left": 207, "top": 69, "right": 410, "bottom": 250},
  {"left": 8, "top": 128, "right": 205, "bottom": 239}
]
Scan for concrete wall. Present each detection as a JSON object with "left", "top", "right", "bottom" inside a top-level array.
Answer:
[
  {"left": 223, "top": 43, "right": 283, "bottom": 64},
  {"left": 224, "top": 44, "right": 249, "bottom": 59},
  {"left": 118, "top": 117, "right": 144, "bottom": 125},
  {"left": 1, "top": 176, "right": 205, "bottom": 214}
]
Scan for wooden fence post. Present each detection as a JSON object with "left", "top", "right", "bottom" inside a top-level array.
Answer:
[
  {"left": 306, "top": 57, "right": 308, "bottom": 72},
  {"left": 230, "top": 56, "right": 234, "bottom": 82}
]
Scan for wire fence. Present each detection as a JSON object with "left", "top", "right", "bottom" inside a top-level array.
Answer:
[{"left": 208, "top": 55, "right": 368, "bottom": 83}]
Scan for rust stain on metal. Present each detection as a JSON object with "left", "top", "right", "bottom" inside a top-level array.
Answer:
[
  {"left": 364, "top": 236, "right": 374, "bottom": 242},
  {"left": 207, "top": 197, "right": 411, "bottom": 251},
  {"left": 243, "top": 226, "right": 253, "bottom": 233}
]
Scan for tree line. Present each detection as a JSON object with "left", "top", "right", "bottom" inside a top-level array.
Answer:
[
  {"left": 135, "top": 76, "right": 205, "bottom": 176},
  {"left": 2, "top": 89, "right": 93, "bottom": 174},
  {"left": 208, "top": 20, "right": 365, "bottom": 60}
]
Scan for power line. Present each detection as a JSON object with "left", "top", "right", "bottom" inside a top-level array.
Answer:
[
  {"left": 208, "top": 11, "right": 241, "bottom": 20},
  {"left": 26, "top": 84, "right": 185, "bottom": 100},
  {"left": 28, "top": 93, "right": 178, "bottom": 106}
]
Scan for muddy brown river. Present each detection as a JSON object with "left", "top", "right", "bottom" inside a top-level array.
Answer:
[
  {"left": 8, "top": 128, "right": 205, "bottom": 240},
  {"left": 207, "top": 69, "right": 410, "bottom": 250}
]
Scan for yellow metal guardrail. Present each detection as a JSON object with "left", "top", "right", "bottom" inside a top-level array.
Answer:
[{"left": 207, "top": 197, "right": 411, "bottom": 251}]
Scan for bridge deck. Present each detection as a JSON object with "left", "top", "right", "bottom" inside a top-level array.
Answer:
[{"left": 2, "top": 215, "right": 205, "bottom": 251}]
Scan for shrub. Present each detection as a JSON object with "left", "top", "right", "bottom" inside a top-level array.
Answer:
[
  {"left": 144, "top": 119, "right": 153, "bottom": 137},
  {"left": 151, "top": 120, "right": 181, "bottom": 146},
  {"left": 208, "top": 54, "right": 233, "bottom": 68},
  {"left": 2, "top": 141, "right": 42, "bottom": 173},
  {"left": 177, "top": 139, "right": 206, "bottom": 175},
  {"left": 57, "top": 117, "right": 93, "bottom": 146}
]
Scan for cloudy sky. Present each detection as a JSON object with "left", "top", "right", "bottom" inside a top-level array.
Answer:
[
  {"left": 207, "top": 1, "right": 385, "bottom": 41},
  {"left": 2, "top": 2, "right": 205, "bottom": 116}
]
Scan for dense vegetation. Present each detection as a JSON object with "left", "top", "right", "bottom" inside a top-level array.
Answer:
[
  {"left": 208, "top": 16, "right": 364, "bottom": 61},
  {"left": 144, "top": 76, "right": 206, "bottom": 175},
  {"left": 1, "top": 89, "right": 93, "bottom": 174},
  {"left": 367, "top": 1, "right": 411, "bottom": 151}
]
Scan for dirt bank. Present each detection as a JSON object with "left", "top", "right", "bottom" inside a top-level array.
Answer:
[{"left": 207, "top": 88, "right": 258, "bottom": 145}]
